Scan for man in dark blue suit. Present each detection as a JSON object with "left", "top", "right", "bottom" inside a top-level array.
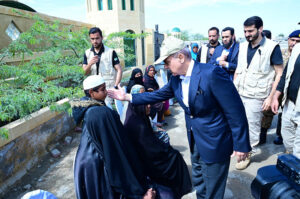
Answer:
[
  {"left": 209, "top": 27, "right": 239, "bottom": 80},
  {"left": 108, "top": 37, "right": 251, "bottom": 199}
]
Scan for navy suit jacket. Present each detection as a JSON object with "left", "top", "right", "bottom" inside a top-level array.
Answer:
[
  {"left": 132, "top": 62, "right": 251, "bottom": 163},
  {"left": 209, "top": 42, "right": 239, "bottom": 80}
]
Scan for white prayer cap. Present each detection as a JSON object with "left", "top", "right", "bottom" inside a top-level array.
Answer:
[{"left": 83, "top": 75, "right": 105, "bottom": 90}]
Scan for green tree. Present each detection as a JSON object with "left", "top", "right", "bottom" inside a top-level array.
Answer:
[
  {"left": 0, "top": 10, "right": 147, "bottom": 139},
  {"left": 180, "top": 30, "right": 190, "bottom": 41},
  {"left": 191, "top": 33, "right": 204, "bottom": 41}
]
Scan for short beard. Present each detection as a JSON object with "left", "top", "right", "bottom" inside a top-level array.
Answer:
[
  {"left": 94, "top": 43, "right": 102, "bottom": 49},
  {"left": 209, "top": 39, "right": 218, "bottom": 45},
  {"left": 223, "top": 38, "right": 233, "bottom": 49},
  {"left": 246, "top": 31, "right": 259, "bottom": 42}
]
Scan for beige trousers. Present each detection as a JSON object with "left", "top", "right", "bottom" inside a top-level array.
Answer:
[
  {"left": 282, "top": 99, "right": 300, "bottom": 159},
  {"left": 240, "top": 96, "right": 264, "bottom": 149}
]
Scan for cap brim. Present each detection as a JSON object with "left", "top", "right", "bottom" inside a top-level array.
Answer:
[{"left": 154, "top": 55, "right": 168, "bottom": 65}]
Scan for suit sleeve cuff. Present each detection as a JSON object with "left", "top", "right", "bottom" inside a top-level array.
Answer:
[{"left": 128, "top": 94, "right": 133, "bottom": 102}]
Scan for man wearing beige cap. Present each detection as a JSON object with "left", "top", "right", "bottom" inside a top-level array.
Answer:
[{"left": 108, "top": 37, "right": 251, "bottom": 199}]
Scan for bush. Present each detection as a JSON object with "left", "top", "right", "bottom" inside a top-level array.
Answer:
[{"left": 0, "top": 11, "right": 147, "bottom": 139}]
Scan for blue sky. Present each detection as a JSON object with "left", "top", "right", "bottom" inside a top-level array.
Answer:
[{"left": 19, "top": 0, "right": 300, "bottom": 39}]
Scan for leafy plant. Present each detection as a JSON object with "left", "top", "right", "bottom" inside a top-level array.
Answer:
[
  {"left": 0, "top": 128, "right": 9, "bottom": 140},
  {"left": 0, "top": 10, "right": 145, "bottom": 140}
]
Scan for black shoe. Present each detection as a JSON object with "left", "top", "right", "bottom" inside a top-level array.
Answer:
[
  {"left": 258, "top": 128, "right": 267, "bottom": 145},
  {"left": 273, "top": 136, "right": 283, "bottom": 145}
]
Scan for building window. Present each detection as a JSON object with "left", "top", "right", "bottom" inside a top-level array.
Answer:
[
  {"left": 130, "top": 0, "right": 134, "bottom": 11},
  {"left": 108, "top": 0, "right": 113, "bottom": 10},
  {"left": 98, "top": 0, "right": 103, "bottom": 10},
  {"left": 6, "top": 21, "right": 21, "bottom": 41},
  {"left": 122, "top": 0, "right": 126, "bottom": 10}
]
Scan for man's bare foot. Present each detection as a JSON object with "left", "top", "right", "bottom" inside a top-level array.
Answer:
[{"left": 143, "top": 188, "right": 156, "bottom": 199}]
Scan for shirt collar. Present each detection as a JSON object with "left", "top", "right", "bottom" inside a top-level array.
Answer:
[
  {"left": 249, "top": 35, "right": 266, "bottom": 49},
  {"left": 259, "top": 36, "right": 266, "bottom": 46},
  {"left": 180, "top": 60, "right": 194, "bottom": 79},
  {"left": 228, "top": 42, "right": 236, "bottom": 49},
  {"left": 207, "top": 42, "right": 220, "bottom": 48}
]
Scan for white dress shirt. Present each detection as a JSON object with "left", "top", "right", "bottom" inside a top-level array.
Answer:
[{"left": 180, "top": 60, "right": 195, "bottom": 107}]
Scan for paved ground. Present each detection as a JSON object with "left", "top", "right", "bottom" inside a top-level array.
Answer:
[
  {"left": 167, "top": 104, "right": 285, "bottom": 199},
  {"left": 3, "top": 101, "right": 285, "bottom": 199}
]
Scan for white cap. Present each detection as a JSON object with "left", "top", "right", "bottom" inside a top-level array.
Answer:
[
  {"left": 154, "top": 36, "right": 186, "bottom": 65},
  {"left": 83, "top": 75, "right": 105, "bottom": 90}
]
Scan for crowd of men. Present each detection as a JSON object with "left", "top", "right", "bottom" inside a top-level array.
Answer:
[
  {"left": 190, "top": 16, "right": 300, "bottom": 171},
  {"left": 77, "top": 15, "right": 300, "bottom": 199}
]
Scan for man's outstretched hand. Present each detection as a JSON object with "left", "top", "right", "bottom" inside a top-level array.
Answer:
[
  {"left": 231, "top": 151, "right": 249, "bottom": 163},
  {"left": 107, "top": 84, "right": 131, "bottom": 101},
  {"left": 143, "top": 188, "right": 156, "bottom": 199}
]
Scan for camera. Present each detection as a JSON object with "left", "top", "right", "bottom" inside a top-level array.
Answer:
[{"left": 251, "top": 154, "right": 300, "bottom": 199}]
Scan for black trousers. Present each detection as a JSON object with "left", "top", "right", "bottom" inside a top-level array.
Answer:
[{"left": 190, "top": 141, "right": 230, "bottom": 199}]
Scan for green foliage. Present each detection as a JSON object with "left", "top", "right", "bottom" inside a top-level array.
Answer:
[
  {"left": 0, "top": 11, "right": 90, "bottom": 66},
  {"left": 105, "top": 31, "right": 148, "bottom": 66},
  {"left": 0, "top": 13, "right": 87, "bottom": 137},
  {"left": 0, "top": 10, "right": 145, "bottom": 140},
  {"left": 0, "top": 64, "right": 85, "bottom": 124},
  {"left": 0, "top": 128, "right": 9, "bottom": 140},
  {"left": 179, "top": 30, "right": 190, "bottom": 41},
  {"left": 191, "top": 33, "right": 204, "bottom": 41},
  {"left": 50, "top": 101, "right": 74, "bottom": 116}
]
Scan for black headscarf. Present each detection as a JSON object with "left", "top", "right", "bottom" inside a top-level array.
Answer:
[
  {"left": 71, "top": 97, "right": 148, "bottom": 199},
  {"left": 143, "top": 65, "right": 160, "bottom": 91},
  {"left": 124, "top": 102, "right": 192, "bottom": 198},
  {"left": 126, "top": 68, "right": 144, "bottom": 93}
]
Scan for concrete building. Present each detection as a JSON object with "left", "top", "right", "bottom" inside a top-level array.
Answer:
[
  {"left": 86, "top": 0, "right": 146, "bottom": 67},
  {"left": 171, "top": 27, "right": 181, "bottom": 38},
  {"left": 0, "top": 0, "right": 158, "bottom": 68}
]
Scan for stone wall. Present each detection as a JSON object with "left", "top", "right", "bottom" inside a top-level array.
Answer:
[{"left": 0, "top": 99, "right": 75, "bottom": 195}]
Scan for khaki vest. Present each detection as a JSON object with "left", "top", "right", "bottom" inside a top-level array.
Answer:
[
  {"left": 200, "top": 45, "right": 208, "bottom": 63},
  {"left": 85, "top": 45, "right": 116, "bottom": 83},
  {"left": 234, "top": 39, "right": 278, "bottom": 99},
  {"left": 282, "top": 43, "right": 300, "bottom": 111},
  {"left": 281, "top": 48, "right": 290, "bottom": 68}
]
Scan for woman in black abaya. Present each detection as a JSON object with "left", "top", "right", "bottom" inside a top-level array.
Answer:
[
  {"left": 124, "top": 85, "right": 192, "bottom": 199},
  {"left": 126, "top": 68, "right": 144, "bottom": 93}
]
